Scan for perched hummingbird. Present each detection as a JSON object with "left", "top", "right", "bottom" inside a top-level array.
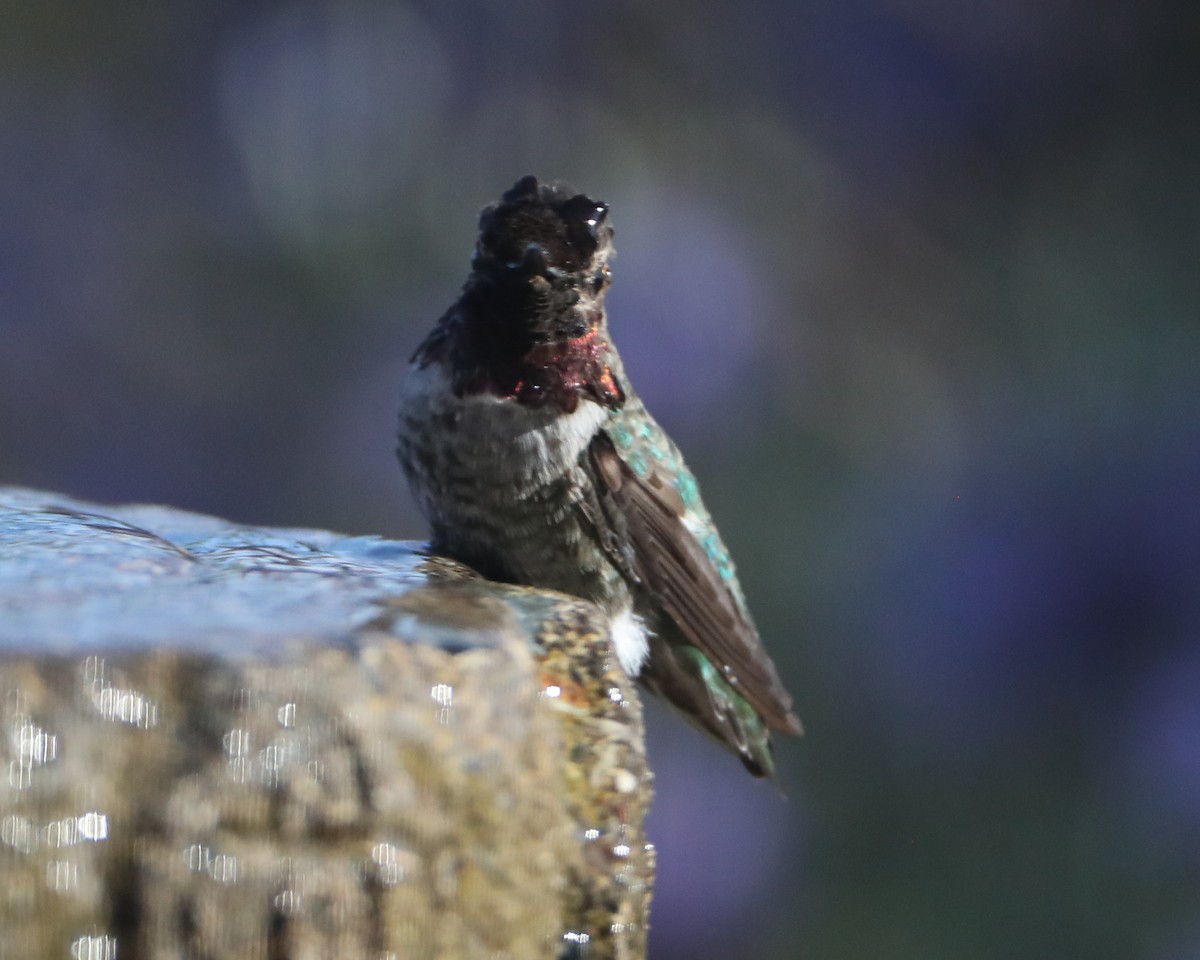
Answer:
[{"left": 397, "top": 175, "right": 801, "bottom": 777}]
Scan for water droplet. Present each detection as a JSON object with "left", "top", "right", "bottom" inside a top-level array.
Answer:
[
  {"left": 7, "top": 718, "right": 57, "bottom": 789},
  {"left": 94, "top": 685, "right": 159, "bottom": 728},
  {"left": 277, "top": 702, "right": 297, "bottom": 727},
  {"left": 210, "top": 853, "right": 238, "bottom": 883},
  {"left": 15, "top": 721, "right": 57, "bottom": 764},
  {"left": 1, "top": 815, "right": 34, "bottom": 853},
  {"left": 274, "top": 889, "right": 302, "bottom": 914},
  {"left": 46, "top": 859, "right": 79, "bottom": 891},
  {"left": 223, "top": 728, "right": 250, "bottom": 758},
  {"left": 370, "top": 841, "right": 414, "bottom": 886},
  {"left": 70, "top": 934, "right": 117, "bottom": 960},
  {"left": 185, "top": 844, "right": 211, "bottom": 872},
  {"left": 260, "top": 743, "right": 285, "bottom": 771},
  {"left": 77, "top": 812, "right": 108, "bottom": 842}
]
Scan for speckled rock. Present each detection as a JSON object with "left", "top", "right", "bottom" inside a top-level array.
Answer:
[{"left": 0, "top": 487, "right": 654, "bottom": 959}]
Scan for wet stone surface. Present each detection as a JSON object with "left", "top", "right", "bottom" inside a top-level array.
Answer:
[{"left": 0, "top": 487, "right": 654, "bottom": 959}]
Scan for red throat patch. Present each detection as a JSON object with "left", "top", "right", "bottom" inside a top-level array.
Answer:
[
  {"left": 511, "top": 329, "right": 625, "bottom": 411},
  {"left": 416, "top": 320, "right": 626, "bottom": 412}
]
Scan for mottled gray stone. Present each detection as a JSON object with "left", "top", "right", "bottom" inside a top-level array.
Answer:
[{"left": 0, "top": 487, "right": 653, "bottom": 959}]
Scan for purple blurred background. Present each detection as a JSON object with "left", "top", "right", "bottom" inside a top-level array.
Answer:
[{"left": 3, "top": 1, "right": 1198, "bottom": 956}]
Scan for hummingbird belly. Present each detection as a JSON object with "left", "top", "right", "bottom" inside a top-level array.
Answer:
[{"left": 398, "top": 362, "right": 629, "bottom": 610}]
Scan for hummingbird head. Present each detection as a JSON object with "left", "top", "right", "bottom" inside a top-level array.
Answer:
[
  {"left": 469, "top": 175, "right": 614, "bottom": 346},
  {"left": 418, "top": 176, "right": 625, "bottom": 410}
]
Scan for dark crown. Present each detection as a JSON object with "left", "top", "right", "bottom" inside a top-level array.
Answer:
[{"left": 474, "top": 175, "right": 611, "bottom": 274}]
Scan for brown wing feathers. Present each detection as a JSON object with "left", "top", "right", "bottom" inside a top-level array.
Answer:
[{"left": 588, "top": 433, "right": 801, "bottom": 735}]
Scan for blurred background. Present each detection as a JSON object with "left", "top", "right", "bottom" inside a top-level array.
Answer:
[{"left": 2, "top": 0, "right": 1198, "bottom": 956}]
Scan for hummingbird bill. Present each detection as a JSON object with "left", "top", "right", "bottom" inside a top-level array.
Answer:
[{"left": 397, "top": 175, "right": 801, "bottom": 777}]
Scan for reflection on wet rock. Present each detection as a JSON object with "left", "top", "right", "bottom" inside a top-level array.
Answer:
[
  {"left": 69, "top": 934, "right": 117, "bottom": 960},
  {"left": 0, "top": 487, "right": 653, "bottom": 958}
]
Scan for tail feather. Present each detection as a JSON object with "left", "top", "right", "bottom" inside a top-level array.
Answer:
[{"left": 639, "top": 635, "right": 784, "bottom": 779}]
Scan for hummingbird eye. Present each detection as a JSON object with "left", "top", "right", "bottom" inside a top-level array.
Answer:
[
  {"left": 558, "top": 194, "right": 609, "bottom": 258},
  {"left": 591, "top": 266, "right": 610, "bottom": 293}
]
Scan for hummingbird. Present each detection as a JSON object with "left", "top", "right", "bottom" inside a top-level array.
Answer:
[{"left": 397, "top": 175, "right": 801, "bottom": 777}]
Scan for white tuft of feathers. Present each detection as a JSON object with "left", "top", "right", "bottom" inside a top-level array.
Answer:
[{"left": 610, "top": 604, "right": 650, "bottom": 676}]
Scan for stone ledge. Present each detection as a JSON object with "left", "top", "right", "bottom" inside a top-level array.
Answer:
[{"left": 0, "top": 487, "right": 654, "bottom": 959}]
